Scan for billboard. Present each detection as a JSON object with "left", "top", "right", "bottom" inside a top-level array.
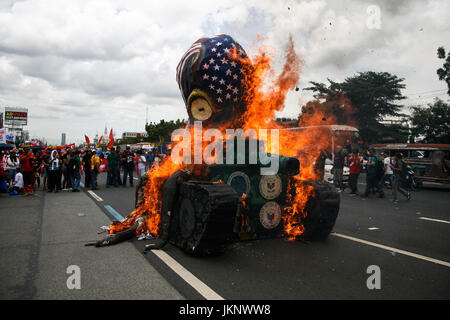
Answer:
[{"left": 5, "top": 107, "right": 28, "bottom": 126}]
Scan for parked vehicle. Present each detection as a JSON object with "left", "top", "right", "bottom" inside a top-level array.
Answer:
[{"left": 371, "top": 143, "right": 450, "bottom": 188}]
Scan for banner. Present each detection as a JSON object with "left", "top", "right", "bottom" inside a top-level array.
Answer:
[
  {"left": 5, "top": 130, "right": 15, "bottom": 143},
  {"left": 0, "top": 128, "right": 5, "bottom": 144},
  {"left": 4, "top": 107, "right": 28, "bottom": 126}
]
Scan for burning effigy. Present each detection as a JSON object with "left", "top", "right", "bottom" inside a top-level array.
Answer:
[{"left": 87, "top": 34, "right": 340, "bottom": 255}]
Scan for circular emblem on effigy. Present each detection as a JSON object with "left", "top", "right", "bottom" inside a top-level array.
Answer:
[
  {"left": 259, "top": 201, "right": 282, "bottom": 229},
  {"left": 259, "top": 174, "right": 282, "bottom": 200},
  {"left": 227, "top": 171, "right": 251, "bottom": 197}
]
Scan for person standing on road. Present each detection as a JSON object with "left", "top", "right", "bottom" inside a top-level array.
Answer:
[
  {"left": 19, "top": 148, "right": 36, "bottom": 196},
  {"left": 333, "top": 145, "right": 345, "bottom": 192},
  {"left": 121, "top": 146, "right": 135, "bottom": 187},
  {"left": 83, "top": 149, "right": 93, "bottom": 189},
  {"left": 136, "top": 149, "right": 147, "bottom": 181},
  {"left": 348, "top": 150, "right": 360, "bottom": 195},
  {"left": 70, "top": 150, "right": 81, "bottom": 192},
  {"left": 381, "top": 152, "right": 394, "bottom": 189},
  {"left": 391, "top": 153, "right": 411, "bottom": 202},
  {"left": 48, "top": 150, "right": 62, "bottom": 192},
  {"left": 361, "top": 148, "right": 383, "bottom": 198},
  {"left": 116, "top": 146, "right": 123, "bottom": 186},
  {"left": 61, "top": 149, "right": 72, "bottom": 190},
  {"left": 90, "top": 150, "right": 101, "bottom": 190},
  {"left": 40, "top": 149, "right": 51, "bottom": 190},
  {"left": 106, "top": 147, "right": 120, "bottom": 188}
]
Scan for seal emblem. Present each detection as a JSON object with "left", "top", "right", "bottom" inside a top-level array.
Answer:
[
  {"left": 227, "top": 171, "right": 251, "bottom": 197},
  {"left": 259, "top": 201, "right": 282, "bottom": 229},
  {"left": 259, "top": 174, "right": 282, "bottom": 200}
]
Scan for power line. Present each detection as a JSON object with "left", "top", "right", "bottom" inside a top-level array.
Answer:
[{"left": 406, "top": 89, "right": 446, "bottom": 96}]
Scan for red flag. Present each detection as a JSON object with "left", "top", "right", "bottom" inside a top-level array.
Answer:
[
  {"left": 96, "top": 136, "right": 103, "bottom": 148},
  {"left": 43, "top": 142, "right": 47, "bottom": 150},
  {"left": 107, "top": 129, "right": 114, "bottom": 149},
  {"left": 85, "top": 135, "right": 90, "bottom": 145}
]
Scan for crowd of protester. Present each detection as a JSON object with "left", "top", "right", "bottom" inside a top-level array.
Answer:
[
  {"left": 330, "top": 146, "right": 411, "bottom": 203},
  {"left": 0, "top": 146, "right": 170, "bottom": 196},
  {"left": 2, "top": 143, "right": 411, "bottom": 203}
]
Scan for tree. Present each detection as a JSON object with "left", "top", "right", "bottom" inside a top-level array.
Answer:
[
  {"left": 410, "top": 98, "right": 450, "bottom": 144},
  {"left": 304, "top": 71, "right": 406, "bottom": 144},
  {"left": 145, "top": 119, "right": 186, "bottom": 142},
  {"left": 437, "top": 47, "right": 450, "bottom": 96}
]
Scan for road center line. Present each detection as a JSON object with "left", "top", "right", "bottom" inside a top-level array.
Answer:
[
  {"left": 331, "top": 232, "right": 450, "bottom": 268},
  {"left": 87, "top": 190, "right": 103, "bottom": 202},
  {"left": 418, "top": 217, "right": 450, "bottom": 225},
  {"left": 151, "top": 250, "right": 224, "bottom": 300}
]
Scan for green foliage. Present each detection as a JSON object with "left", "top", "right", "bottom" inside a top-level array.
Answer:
[
  {"left": 145, "top": 119, "right": 186, "bottom": 142},
  {"left": 410, "top": 98, "right": 450, "bottom": 144},
  {"left": 304, "top": 71, "right": 406, "bottom": 143},
  {"left": 436, "top": 47, "right": 450, "bottom": 96}
]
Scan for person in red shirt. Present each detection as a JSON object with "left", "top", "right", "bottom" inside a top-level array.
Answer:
[
  {"left": 19, "top": 148, "right": 36, "bottom": 196},
  {"left": 348, "top": 149, "right": 361, "bottom": 195}
]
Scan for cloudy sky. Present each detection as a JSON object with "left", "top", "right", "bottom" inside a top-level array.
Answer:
[{"left": 0, "top": 0, "right": 449, "bottom": 144}]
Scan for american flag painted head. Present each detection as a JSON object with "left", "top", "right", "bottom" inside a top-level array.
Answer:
[{"left": 176, "top": 34, "right": 251, "bottom": 125}]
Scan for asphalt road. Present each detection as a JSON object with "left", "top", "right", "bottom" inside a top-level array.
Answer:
[{"left": 82, "top": 172, "right": 450, "bottom": 299}]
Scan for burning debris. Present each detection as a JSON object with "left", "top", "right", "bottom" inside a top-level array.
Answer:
[{"left": 88, "top": 34, "right": 340, "bottom": 255}]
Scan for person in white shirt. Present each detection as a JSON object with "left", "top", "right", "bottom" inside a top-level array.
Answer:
[
  {"left": 13, "top": 169, "right": 24, "bottom": 193},
  {"left": 382, "top": 152, "right": 394, "bottom": 189},
  {"left": 6, "top": 152, "right": 20, "bottom": 186},
  {"left": 136, "top": 150, "right": 147, "bottom": 181}
]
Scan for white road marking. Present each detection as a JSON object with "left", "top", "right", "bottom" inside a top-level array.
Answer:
[
  {"left": 87, "top": 190, "right": 103, "bottom": 202},
  {"left": 133, "top": 177, "right": 138, "bottom": 180},
  {"left": 331, "top": 232, "right": 450, "bottom": 268},
  {"left": 419, "top": 217, "right": 450, "bottom": 225},
  {"left": 368, "top": 227, "right": 379, "bottom": 230},
  {"left": 151, "top": 250, "right": 224, "bottom": 300},
  {"left": 98, "top": 203, "right": 222, "bottom": 299}
]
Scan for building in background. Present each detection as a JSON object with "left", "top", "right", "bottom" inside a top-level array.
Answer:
[
  {"left": 121, "top": 131, "right": 149, "bottom": 139},
  {"left": 61, "top": 133, "right": 66, "bottom": 145}
]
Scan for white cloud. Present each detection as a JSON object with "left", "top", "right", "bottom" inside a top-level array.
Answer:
[{"left": 0, "top": 0, "right": 449, "bottom": 144}]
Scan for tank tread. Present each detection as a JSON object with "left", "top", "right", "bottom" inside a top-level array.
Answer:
[
  {"left": 171, "top": 182, "right": 239, "bottom": 255},
  {"left": 299, "top": 180, "right": 340, "bottom": 241}
]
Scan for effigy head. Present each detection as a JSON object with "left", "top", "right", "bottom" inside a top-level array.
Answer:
[{"left": 176, "top": 34, "right": 251, "bottom": 127}]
